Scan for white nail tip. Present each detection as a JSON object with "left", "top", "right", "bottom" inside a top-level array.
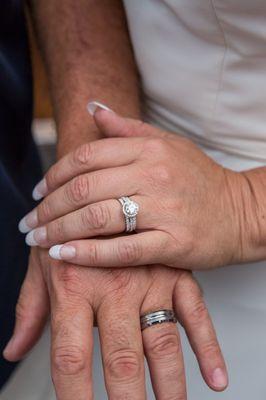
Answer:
[
  {"left": 32, "top": 178, "right": 48, "bottom": 201},
  {"left": 25, "top": 230, "right": 38, "bottom": 247},
  {"left": 18, "top": 217, "right": 31, "bottom": 234},
  {"left": 32, "top": 187, "right": 43, "bottom": 201},
  {"left": 87, "top": 101, "right": 112, "bottom": 116},
  {"left": 49, "top": 245, "right": 63, "bottom": 260}
]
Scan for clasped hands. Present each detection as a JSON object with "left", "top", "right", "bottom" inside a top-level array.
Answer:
[{"left": 4, "top": 105, "right": 242, "bottom": 399}]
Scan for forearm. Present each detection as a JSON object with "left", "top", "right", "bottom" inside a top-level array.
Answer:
[{"left": 28, "top": 0, "right": 140, "bottom": 156}]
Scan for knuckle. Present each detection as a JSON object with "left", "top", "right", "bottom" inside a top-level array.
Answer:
[
  {"left": 47, "top": 219, "right": 65, "bottom": 243},
  {"left": 45, "top": 166, "right": 58, "bottom": 190},
  {"left": 51, "top": 264, "right": 84, "bottom": 296},
  {"left": 102, "top": 270, "right": 134, "bottom": 298},
  {"left": 201, "top": 340, "right": 220, "bottom": 359},
  {"left": 144, "top": 137, "right": 166, "bottom": 154},
  {"left": 82, "top": 203, "right": 110, "bottom": 231},
  {"left": 117, "top": 240, "right": 142, "bottom": 265},
  {"left": 52, "top": 345, "right": 87, "bottom": 376},
  {"left": 153, "top": 163, "right": 173, "bottom": 185},
  {"left": 73, "top": 143, "right": 92, "bottom": 166},
  {"left": 146, "top": 331, "right": 180, "bottom": 360},
  {"left": 188, "top": 299, "right": 208, "bottom": 325},
  {"left": 81, "top": 242, "right": 99, "bottom": 266},
  {"left": 66, "top": 175, "right": 90, "bottom": 204},
  {"left": 105, "top": 350, "right": 141, "bottom": 383},
  {"left": 38, "top": 199, "right": 52, "bottom": 223}
]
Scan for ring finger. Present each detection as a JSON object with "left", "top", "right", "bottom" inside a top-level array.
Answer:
[
  {"left": 19, "top": 165, "right": 141, "bottom": 233},
  {"left": 141, "top": 274, "right": 187, "bottom": 399},
  {"left": 25, "top": 195, "right": 155, "bottom": 248}
]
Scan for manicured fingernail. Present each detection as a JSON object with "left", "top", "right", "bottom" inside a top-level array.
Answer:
[
  {"left": 49, "top": 244, "right": 76, "bottom": 260},
  {"left": 3, "top": 336, "right": 16, "bottom": 359},
  {"left": 18, "top": 209, "right": 38, "bottom": 233},
  {"left": 32, "top": 178, "right": 48, "bottom": 201},
  {"left": 25, "top": 227, "right": 47, "bottom": 246},
  {"left": 212, "top": 368, "right": 228, "bottom": 389},
  {"left": 87, "top": 101, "right": 113, "bottom": 116}
]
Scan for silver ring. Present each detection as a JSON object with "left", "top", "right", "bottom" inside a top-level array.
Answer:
[
  {"left": 140, "top": 310, "right": 177, "bottom": 331},
  {"left": 118, "top": 196, "right": 139, "bottom": 233}
]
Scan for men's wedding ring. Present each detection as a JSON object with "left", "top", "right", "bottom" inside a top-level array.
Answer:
[
  {"left": 118, "top": 196, "right": 139, "bottom": 233},
  {"left": 140, "top": 310, "right": 177, "bottom": 331}
]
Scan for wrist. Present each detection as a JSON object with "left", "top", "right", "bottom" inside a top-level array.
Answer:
[{"left": 226, "top": 167, "right": 266, "bottom": 265}]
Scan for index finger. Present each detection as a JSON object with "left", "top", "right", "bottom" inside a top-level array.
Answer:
[
  {"left": 32, "top": 137, "right": 143, "bottom": 200},
  {"left": 49, "top": 264, "right": 94, "bottom": 400}
]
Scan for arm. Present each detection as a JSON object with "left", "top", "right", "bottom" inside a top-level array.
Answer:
[{"left": 28, "top": 0, "right": 140, "bottom": 156}]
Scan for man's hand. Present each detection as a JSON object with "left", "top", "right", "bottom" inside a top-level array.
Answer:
[{"left": 4, "top": 249, "right": 228, "bottom": 399}]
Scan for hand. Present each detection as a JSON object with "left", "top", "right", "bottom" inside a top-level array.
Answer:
[
  {"left": 20, "top": 109, "right": 245, "bottom": 270},
  {"left": 3, "top": 248, "right": 228, "bottom": 399}
]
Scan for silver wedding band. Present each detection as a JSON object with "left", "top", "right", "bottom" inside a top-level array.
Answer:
[
  {"left": 140, "top": 309, "right": 177, "bottom": 331},
  {"left": 118, "top": 196, "right": 139, "bottom": 233}
]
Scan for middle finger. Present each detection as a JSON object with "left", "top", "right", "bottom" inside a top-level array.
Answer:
[{"left": 97, "top": 294, "right": 146, "bottom": 399}]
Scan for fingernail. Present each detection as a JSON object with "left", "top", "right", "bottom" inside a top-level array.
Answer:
[
  {"left": 49, "top": 244, "right": 76, "bottom": 260},
  {"left": 18, "top": 209, "right": 38, "bottom": 233},
  {"left": 87, "top": 101, "right": 113, "bottom": 116},
  {"left": 212, "top": 368, "right": 228, "bottom": 389},
  {"left": 32, "top": 178, "right": 48, "bottom": 201},
  {"left": 3, "top": 336, "right": 15, "bottom": 359},
  {"left": 25, "top": 227, "right": 47, "bottom": 246}
]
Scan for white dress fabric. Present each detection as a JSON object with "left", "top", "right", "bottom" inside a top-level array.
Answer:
[{"left": 1, "top": 1, "right": 266, "bottom": 398}]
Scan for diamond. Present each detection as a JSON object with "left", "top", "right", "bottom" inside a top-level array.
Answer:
[{"left": 123, "top": 201, "right": 139, "bottom": 217}]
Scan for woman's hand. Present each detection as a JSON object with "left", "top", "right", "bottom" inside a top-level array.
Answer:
[
  {"left": 19, "top": 108, "right": 251, "bottom": 270},
  {"left": 3, "top": 248, "right": 228, "bottom": 398}
]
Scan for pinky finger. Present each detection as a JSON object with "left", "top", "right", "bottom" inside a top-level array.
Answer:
[
  {"left": 48, "top": 232, "right": 170, "bottom": 268},
  {"left": 173, "top": 273, "right": 228, "bottom": 392}
]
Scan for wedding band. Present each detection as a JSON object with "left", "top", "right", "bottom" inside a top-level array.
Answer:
[
  {"left": 140, "top": 310, "right": 177, "bottom": 331},
  {"left": 118, "top": 196, "right": 139, "bottom": 233}
]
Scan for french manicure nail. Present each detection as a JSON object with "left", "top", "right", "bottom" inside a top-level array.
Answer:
[
  {"left": 25, "top": 227, "right": 47, "bottom": 246},
  {"left": 49, "top": 244, "right": 76, "bottom": 260},
  {"left": 212, "top": 368, "right": 228, "bottom": 389},
  {"left": 32, "top": 178, "right": 48, "bottom": 201},
  {"left": 18, "top": 209, "right": 38, "bottom": 233},
  {"left": 87, "top": 101, "right": 113, "bottom": 116},
  {"left": 3, "top": 337, "right": 15, "bottom": 359}
]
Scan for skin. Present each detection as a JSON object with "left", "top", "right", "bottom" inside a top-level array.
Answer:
[
  {"left": 3, "top": 1, "right": 228, "bottom": 399},
  {"left": 22, "top": 108, "right": 266, "bottom": 270}
]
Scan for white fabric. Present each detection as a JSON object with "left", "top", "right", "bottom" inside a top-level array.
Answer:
[
  {"left": 2, "top": 1, "right": 266, "bottom": 399},
  {"left": 124, "top": 0, "right": 266, "bottom": 162}
]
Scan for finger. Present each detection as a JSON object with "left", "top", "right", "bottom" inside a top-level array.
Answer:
[
  {"left": 174, "top": 273, "right": 228, "bottom": 392},
  {"left": 49, "top": 263, "right": 94, "bottom": 400},
  {"left": 22, "top": 164, "right": 139, "bottom": 234},
  {"left": 32, "top": 137, "right": 144, "bottom": 201},
  {"left": 94, "top": 107, "right": 171, "bottom": 139},
  {"left": 141, "top": 274, "right": 187, "bottom": 400},
  {"left": 3, "top": 249, "right": 49, "bottom": 361},
  {"left": 26, "top": 196, "right": 156, "bottom": 248},
  {"left": 97, "top": 297, "right": 146, "bottom": 399},
  {"left": 48, "top": 231, "right": 171, "bottom": 268}
]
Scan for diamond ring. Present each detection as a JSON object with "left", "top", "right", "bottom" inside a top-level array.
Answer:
[{"left": 118, "top": 196, "right": 139, "bottom": 232}]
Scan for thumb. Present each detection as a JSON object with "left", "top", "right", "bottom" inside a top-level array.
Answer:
[
  {"left": 87, "top": 101, "right": 167, "bottom": 139},
  {"left": 3, "top": 249, "right": 49, "bottom": 362}
]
